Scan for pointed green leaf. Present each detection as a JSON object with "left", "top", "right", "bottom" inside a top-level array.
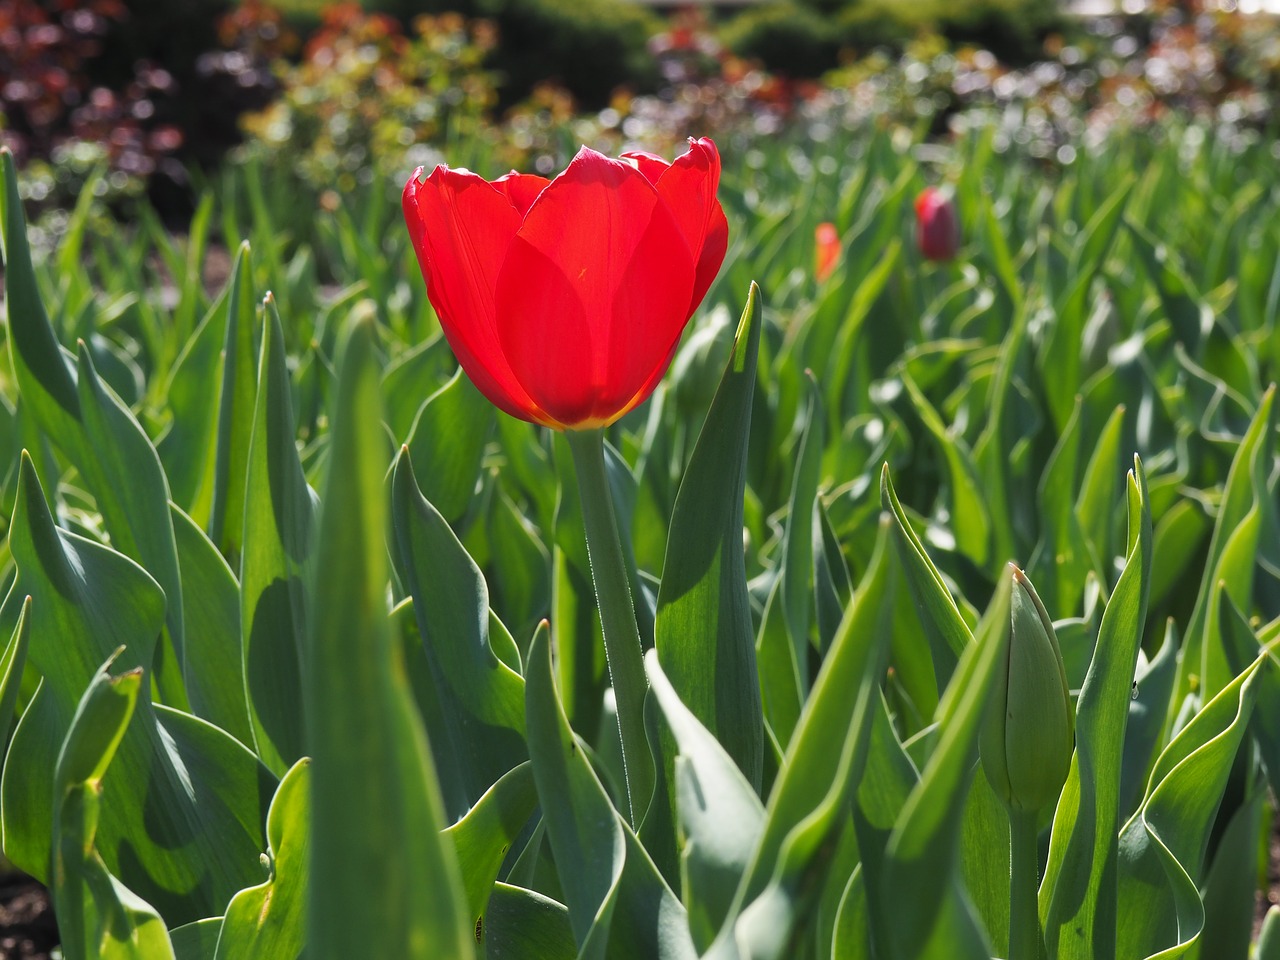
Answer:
[
  {"left": 880, "top": 572, "right": 1013, "bottom": 960},
  {"left": 646, "top": 651, "right": 765, "bottom": 951},
  {"left": 2, "top": 454, "right": 271, "bottom": 923},
  {"left": 390, "top": 451, "right": 527, "bottom": 817},
  {"left": 209, "top": 241, "right": 259, "bottom": 559},
  {"left": 241, "top": 295, "right": 315, "bottom": 774},
  {"left": 306, "top": 315, "right": 473, "bottom": 960},
  {"left": 655, "top": 281, "right": 764, "bottom": 793},
  {"left": 444, "top": 761, "right": 539, "bottom": 934},
  {"left": 525, "top": 624, "right": 696, "bottom": 959},
  {"left": 1114, "top": 655, "right": 1263, "bottom": 959},
  {"left": 171, "top": 504, "right": 254, "bottom": 748},
  {"left": 51, "top": 653, "right": 176, "bottom": 960},
  {"left": 406, "top": 367, "right": 495, "bottom": 525},
  {"left": 0, "top": 595, "right": 31, "bottom": 747},
  {"left": 1174, "top": 385, "right": 1274, "bottom": 709},
  {"left": 1041, "top": 458, "right": 1153, "bottom": 959},
  {"left": 214, "top": 757, "right": 310, "bottom": 960},
  {"left": 483, "top": 883, "right": 576, "bottom": 960},
  {"left": 780, "top": 378, "right": 823, "bottom": 689}
]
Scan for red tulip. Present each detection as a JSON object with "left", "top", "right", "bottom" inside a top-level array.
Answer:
[
  {"left": 814, "top": 221, "right": 840, "bottom": 283},
  {"left": 402, "top": 138, "right": 728, "bottom": 430},
  {"left": 914, "top": 186, "right": 960, "bottom": 262}
]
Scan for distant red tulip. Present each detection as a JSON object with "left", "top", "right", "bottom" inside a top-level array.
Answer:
[
  {"left": 914, "top": 186, "right": 960, "bottom": 262},
  {"left": 403, "top": 138, "right": 728, "bottom": 430},
  {"left": 815, "top": 221, "right": 840, "bottom": 283}
]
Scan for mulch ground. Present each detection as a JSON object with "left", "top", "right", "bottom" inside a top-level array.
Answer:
[{"left": 0, "top": 873, "right": 56, "bottom": 960}]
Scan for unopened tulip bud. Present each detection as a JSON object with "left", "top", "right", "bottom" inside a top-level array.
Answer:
[
  {"left": 815, "top": 221, "right": 840, "bottom": 283},
  {"left": 914, "top": 186, "right": 960, "bottom": 261},
  {"left": 981, "top": 564, "right": 1074, "bottom": 814}
]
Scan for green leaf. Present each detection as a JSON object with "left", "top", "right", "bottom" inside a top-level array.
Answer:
[
  {"left": 755, "top": 571, "right": 803, "bottom": 754},
  {"left": 646, "top": 651, "right": 766, "bottom": 951},
  {"left": 405, "top": 367, "right": 495, "bottom": 526},
  {"left": 170, "top": 919, "right": 223, "bottom": 960},
  {"left": 1258, "top": 906, "right": 1280, "bottom": 960},
  {"left": 813, "top": 497, "right": 853, "bottom": 656},
  {"left": 214, "top": 757, "right": 310, "bottom": 960},
  {"left": 880, "top": 465, "right": 968, "bottom": 671},
  {"left": 50, "top": 652, "right": 176, "bottom": 960},
  {"left": 1173, "top": 385, "right": 1274, "bottom": 708},
  {"left": 1191, "top": 791, "right": 1262, "bottom": 960},
  {"left": 171, "top": 504, "right": 254, "bottom": 748},
  {"left": 390, "top": 451, "right": 527, "bottom": 818},
  {"left": 240, "top": 295, "right": 315, "bottom": 775},
  {"left": 879, "top": 570, "right": 1013, "bottom": 960},
  {"left": 1040, "top": 458, "right": 1153, "bottom": 960},
  {"left": 851, "top": 695, "right": 920, "bottom": 957},
  {"left": 1114, "top": 655, "right": 1264, "bottom": 959},
  {"left": 524, "top": 623, "right": 696, "bottom": 959},
  {"left": 1119, "top": 619, "right": 1179, "bottom": 819},
  {"left": 0, "top": 595, "right": 31, "bottom": 747},
  {"left": 306, "top": 314, "right": 473, "bottom": 960},
  {"left": 780, "top": 378, "right": 823, "bottom": 689},
  {"left": 707, "top": 521, "right": 896, "bottom": 959},
  {"left": 482, "top": 883, "right": 577, "bottom": 959},
  {"left": 2, "top": 149, "right": 81, "bottom": 441},
  {"left": 159, "top": 287, "right": 228, "bottom": 525},
  {"left": 208, "top": 241, "right": 259, "bottom": 560},
  {"left": 2, "top": 160, "right": 188, "bottom": 702},
  {"left": 444, "top": 761, "right": 539, "bottom": 933},
  {"left": 899, "top": 372, "right": 991, "bottom": 568},
  {"left": 1220, "top": 600, "right": 1280, "bottom": 801},
  {"left": 655, "top": 281, "right": 764, "bottom": 794},
  {"left": 2, "top": 453, "right": 272, "bottom": 924},
  {"left": 1074, "top": 403, "right": 1126, "bottom": 575}
]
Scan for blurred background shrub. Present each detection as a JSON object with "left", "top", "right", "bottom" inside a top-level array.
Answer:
[{"left": 5, "top": 0, "right": 1280, "bottom": 228}]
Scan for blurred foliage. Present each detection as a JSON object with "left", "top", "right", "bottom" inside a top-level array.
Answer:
[
  {"left": 0, "top": 0, "right": 184, "bottom": 211},
  {"left": 720, "top": 3, "right": 839, "bottom": 80},
  {"left": 723, "top": 0, "right": 1063, "bottom": 76},
  {"left": 239, "top": 6, "right": 499, "bottom": 194}
]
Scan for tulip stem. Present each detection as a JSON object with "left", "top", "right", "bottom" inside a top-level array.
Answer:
[
  {"left": 566, "top": 428, "right": 653, "bottom": 828},
  {"left": 1008, "top": 808, "right": 1042, "bottom": 960}
]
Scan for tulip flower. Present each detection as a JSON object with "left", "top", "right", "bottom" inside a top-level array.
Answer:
[
  {"left": 402, "top": 138, "right": 728, "bottom": 431},
  {"left": 914, "top": 185, "right": 960, "bottom": 261},
  {"left": 814, "top": 221, "right": 840, "bottom": 283},
  {"left": 403, "top": 138, "right": 728, "bottom": 826}
]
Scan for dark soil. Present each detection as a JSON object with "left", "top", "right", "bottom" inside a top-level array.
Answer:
[{"left": 0, "top": 872, "right": 56, "bottom": 960}]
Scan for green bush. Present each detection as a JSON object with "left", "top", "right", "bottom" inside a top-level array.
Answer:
[
  {"left": 366, "top": 0, "right": 660, "bottom": 108},
  {"left": 480, "top": 0, "right": 661, "bottom": 108},
  {"left": 834, "top": 0, "right": 932, "bottom": 52},
  {"left": 721, "top": 2, "right": 839, "bottom": 78},
  {"left": 729, "top": 0, "right": 1061, "bottom": 72}
]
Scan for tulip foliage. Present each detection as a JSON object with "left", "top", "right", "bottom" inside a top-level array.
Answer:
[{"left": 1, "top": 115, "right": 1279, "bottom": 960}]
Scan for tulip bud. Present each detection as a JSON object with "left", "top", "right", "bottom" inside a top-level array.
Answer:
[
  {"left": 815, "top": 221, "right": 840, "bottom": 283},
  {"left": 981, "top": 564, "right": 1074, "bottom": 814},
  {"left": 914, "top": 186, "right": 960, "bottom": 262}
]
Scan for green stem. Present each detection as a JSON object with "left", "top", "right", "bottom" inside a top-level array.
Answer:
[
  {"left": 566, "top": 427, "right": 653, "bottom": 827},
  {"left": 1008, "top": 808, "right": 1042, "bottom": 960}
]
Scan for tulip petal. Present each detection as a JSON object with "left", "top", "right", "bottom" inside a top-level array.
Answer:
[
  {"left": 620, "top": 150, "right": 670, "bottom": 185},
  {"left": 494, "top": 148, "right": 696, "bottom": 426},
  {"left": 494, "top": 172, "right": 551, "bottom": 216},
  {"left": 650, "top": 138, "right": 727, "bottom": 309},
  {"left": 403, "top": 167, "right": 551, "bottom": 424}
]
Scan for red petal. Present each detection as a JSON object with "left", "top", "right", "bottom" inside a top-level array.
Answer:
[
  {"left": 402, "top": 167, "right": 551, "bottom": 424},
  {"left": 493, "top": 147, "right": 696, "bottom": 426},
  {"left": 652, "top": 138, "right": 726, "bottom": 310},
  {"left": 620, "top": 149, "right": 669, "bottom": 186},
  {"left": 494, "top": 171, "right": 551, "bottom": 216}
]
